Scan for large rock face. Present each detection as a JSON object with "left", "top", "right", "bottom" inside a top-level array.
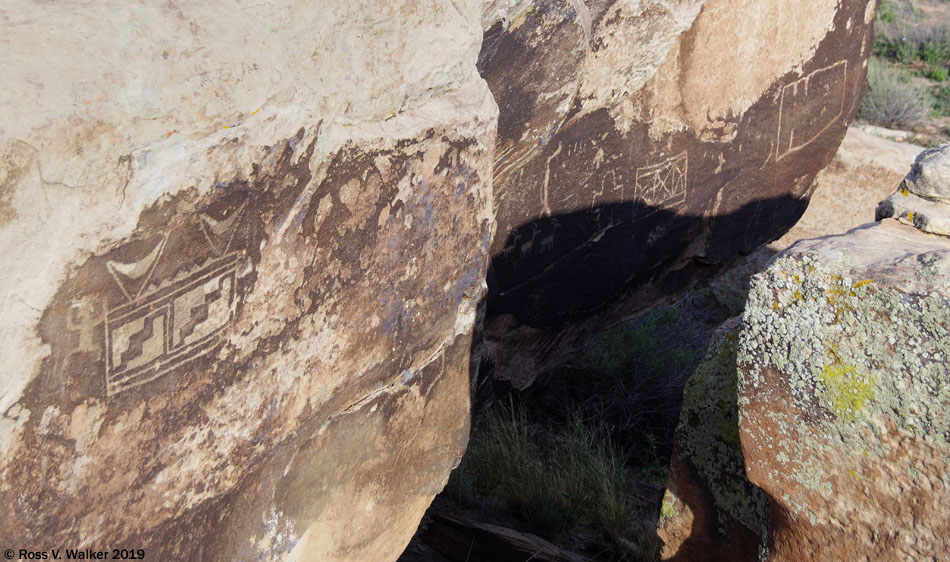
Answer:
[
  {"left": 659, "top": 142, "right": 950, "bottom": 560},
  {"left": 475, "top": 0, "right": 875, "bottom": 394},
  {"left": 657, "top": 317, "right": 768, "bottom": 561},
  {"left": 0, "top": 0, "right": 879, "bottom": 558},
  {"left": 736, "top": 219, "right": 950, "bottom": 561},
  {"left": 0, "top": 2, "right": 495, "bottom": 559}
]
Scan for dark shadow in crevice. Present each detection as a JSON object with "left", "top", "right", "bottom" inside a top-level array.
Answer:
[
  {"left": 471, "top": 194, "right": 801, "bottom": 411},
  {"left": 400, "top": 195, "right": 799, "bottom": 561}
]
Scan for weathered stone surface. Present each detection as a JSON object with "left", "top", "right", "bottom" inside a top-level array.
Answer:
[
  {"left": 0, "top": 2, "right": 496, "bottom": 560},
  {"left": 737, "top": 219, "right": 950, "bottom": 561},
  {"left": 475, "top": 0, "right": 876, "bottom": 396},
  {"left": 769, "top": 125, "right": 921, "bottom": 249},
  {"left": 877, "top": 143, "right": 950, "bottom": 236},
  {"left": 657, "top": 317, "right": 767, "bottom": 561}
]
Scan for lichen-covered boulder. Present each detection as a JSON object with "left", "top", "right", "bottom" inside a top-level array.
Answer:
[
  {"left": 737, "top": 219, "right": 950, "bottom": 561},
  {"left": 877, "top": 142, "right": 950, "bottom": 236},
  {"left": 658, "top": 317, "right": 767, "bottom": 561},
  {"left": 0, "top": 2, "right": 496, "bottom": 560},
  {"left": 474, "top": 0, "right": 876, "bottom": 396}
]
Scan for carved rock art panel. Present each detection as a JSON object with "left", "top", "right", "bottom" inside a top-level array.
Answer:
[
  {"left": 49, "top": 192, "right": 259, "bottom": 399},
  {"left": 776, "top": 61, "right": 847, "bottom": 161},
  {"left": 634, "top": 151, "right": 688, "bottom": 214}
]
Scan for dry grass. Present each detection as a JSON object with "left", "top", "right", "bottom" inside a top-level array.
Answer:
[{"left": 860, "top": 58, "right": 931, "bottom": 128}]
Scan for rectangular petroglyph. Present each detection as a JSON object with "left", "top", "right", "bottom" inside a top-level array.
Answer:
[
  {"left": 104, "top": 253, "right": 239, "bottom": 396},
  {"left": 776, "top": 61, "right": 847, "bottom": 161},
  {"left": 634, "top": 152, "right": 687, "bottom": 214}
]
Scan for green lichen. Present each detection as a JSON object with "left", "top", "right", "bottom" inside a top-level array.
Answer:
[
  {"left": 816, "top": 362, "right": 874, "bottom": 422},
  {"left": 675, "top": 319, "right": 768, "bottom": 535},
  {"left": 659, "top": 489, "right": 677, "bottom": 523},
  {"left": 736, "top": 239, "right": 950, "bottom": 527}
]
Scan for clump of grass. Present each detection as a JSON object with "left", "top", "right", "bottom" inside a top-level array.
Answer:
[
  {"left": 923, "top": 40, "right": 950, "bottom": 65},
  {"left": 435, "top": 274, "right": 756, "bottom": 559},
  {"left": 860, "top": 58, "right": 930, "bottom": 128},
  {"left": 933, "top": 85, "right": 950, "bottom": 116},
  {"left": 462, "top": 403, "right": 635, "bottom": 539},
  {"left": 897, "top": 39, "right": 921, "bottom": 64},
  {"left": 878, "top": 0, "right": 898, "bottom": 24},
  {"left": 925, "top": 65, "right": 949, "bottom": 82}
]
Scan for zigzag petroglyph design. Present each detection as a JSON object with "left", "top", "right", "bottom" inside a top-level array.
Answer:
[{"left": 102, "top": 202, "right": 249, "bottom": 396}]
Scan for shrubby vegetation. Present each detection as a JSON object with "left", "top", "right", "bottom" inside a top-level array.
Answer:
[
  {"left": 441, "top": 279, "right": 748, "bottom": 561},
  {"left": 860, "top": 58, "right": 931, "bottom": 128},
  {"left": 861, "top": 0, "right": 950, "bottom": 141}
]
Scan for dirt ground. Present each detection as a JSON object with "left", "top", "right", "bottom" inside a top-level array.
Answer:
[{"left": 769, "top": 126, "right": 921, "bottom": 249}]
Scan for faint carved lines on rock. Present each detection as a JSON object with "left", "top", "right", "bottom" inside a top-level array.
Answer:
[
  {"left": 103, "top": 202, "right": 249, "bottom": 396},
  {"left": 502, "top": 229, "right": 522, "bottom": 258},
  {"left": 539, "top": 219, "right": 559, "bottom": 252},
  {"left": 634, "top": 152, "right": 687, "bottom": 214},
  {"left": 520, "top": 224, "right": 541, "bottom": 258},
  {"left": 591, "top": 169, "right": 617, "bottom": 210},
  {"left": 106, "top": 234, "right": 168, "bottom": 302},
  {"left": 66, "top": 296, "right": 104, "bottom": 359},
  {"left": 775, "top": 61, "right": 847, "bottom": 161},
  {"left": 200, "top": 201, "right": 248, "bottom": 256},
  {"left": 542, "top": 143, "right": 562, "bottom": 217}
]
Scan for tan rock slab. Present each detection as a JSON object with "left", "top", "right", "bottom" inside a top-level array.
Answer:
[{"left": 738, "top": 219, "right": 950, "bottom": 561}]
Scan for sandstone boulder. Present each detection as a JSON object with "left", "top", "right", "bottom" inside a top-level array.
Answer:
[
  {"left": 657, "top": 317, "right": 767, "bottom": 561},
  {"left": 475, "top": 0, "right": 877, "bottom": 397},
  {"left": 737, "top": 219, "right": 950, "bottom": 560},
  {"left": 0, "top": 2, "right": 495, "bottom": 560},
  {"left": 877, "top": 143, "right": 950, "bottom": 236}
]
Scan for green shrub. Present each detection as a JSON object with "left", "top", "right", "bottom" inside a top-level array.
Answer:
[
  {"left": 876, "top": 0, "right": 898, "bottom": 23},
  {"left": 878, "top": 6, "right": 897, "bottom": 24},
  {"left": 923, "top": 41, "right": 950, "bottom": 65},
  {"left": 926, "top": 65, "right": 949, "bottom": 82},
  {"left": 932, "top": 85, "right": 950, "bottom": 116},
  {"left": 873, "top": 38, "right": 893, "bottom": 58},
  {"left": 896, "top": 39, "right": 920, "bottom": 63},
  {"left": 860, "top": 59, "right": 929, "bottom": 128}
]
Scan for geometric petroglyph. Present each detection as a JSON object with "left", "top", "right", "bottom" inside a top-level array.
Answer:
[
  {"left": 776, "top": 61, "right": 847, "bottom": 161},
  {"left": 66, "top": 296, "right": 104, "bottom": 359},
  {"left": 104, "top": 253, "right": 238, "bottom": 396},
  {"left": 634, "top": 152, "right": 687, "bottom": 214},
  {"left": 103, "top": 202, "right": 248, "bottom": 396}
]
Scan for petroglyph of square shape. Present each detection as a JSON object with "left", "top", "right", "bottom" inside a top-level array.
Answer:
[
  {"left": 172, "top": 274, "right": 233, "bottom": 348},
  {"left": 110, "top": 310, "right": 167, "bottom": 374},
  {"left": 776, "top": 61, "right": 847, "bottom": 160},
  {"left": 104, "top": 253, "right": 239, "bottom": 396},
  {"left": 634, "top": 152, "right": 688, "bottom": 214}
]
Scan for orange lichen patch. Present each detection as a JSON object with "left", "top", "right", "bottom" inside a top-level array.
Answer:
[{"left": 166, "top": 130, "right": 179, "bottom": 137}]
